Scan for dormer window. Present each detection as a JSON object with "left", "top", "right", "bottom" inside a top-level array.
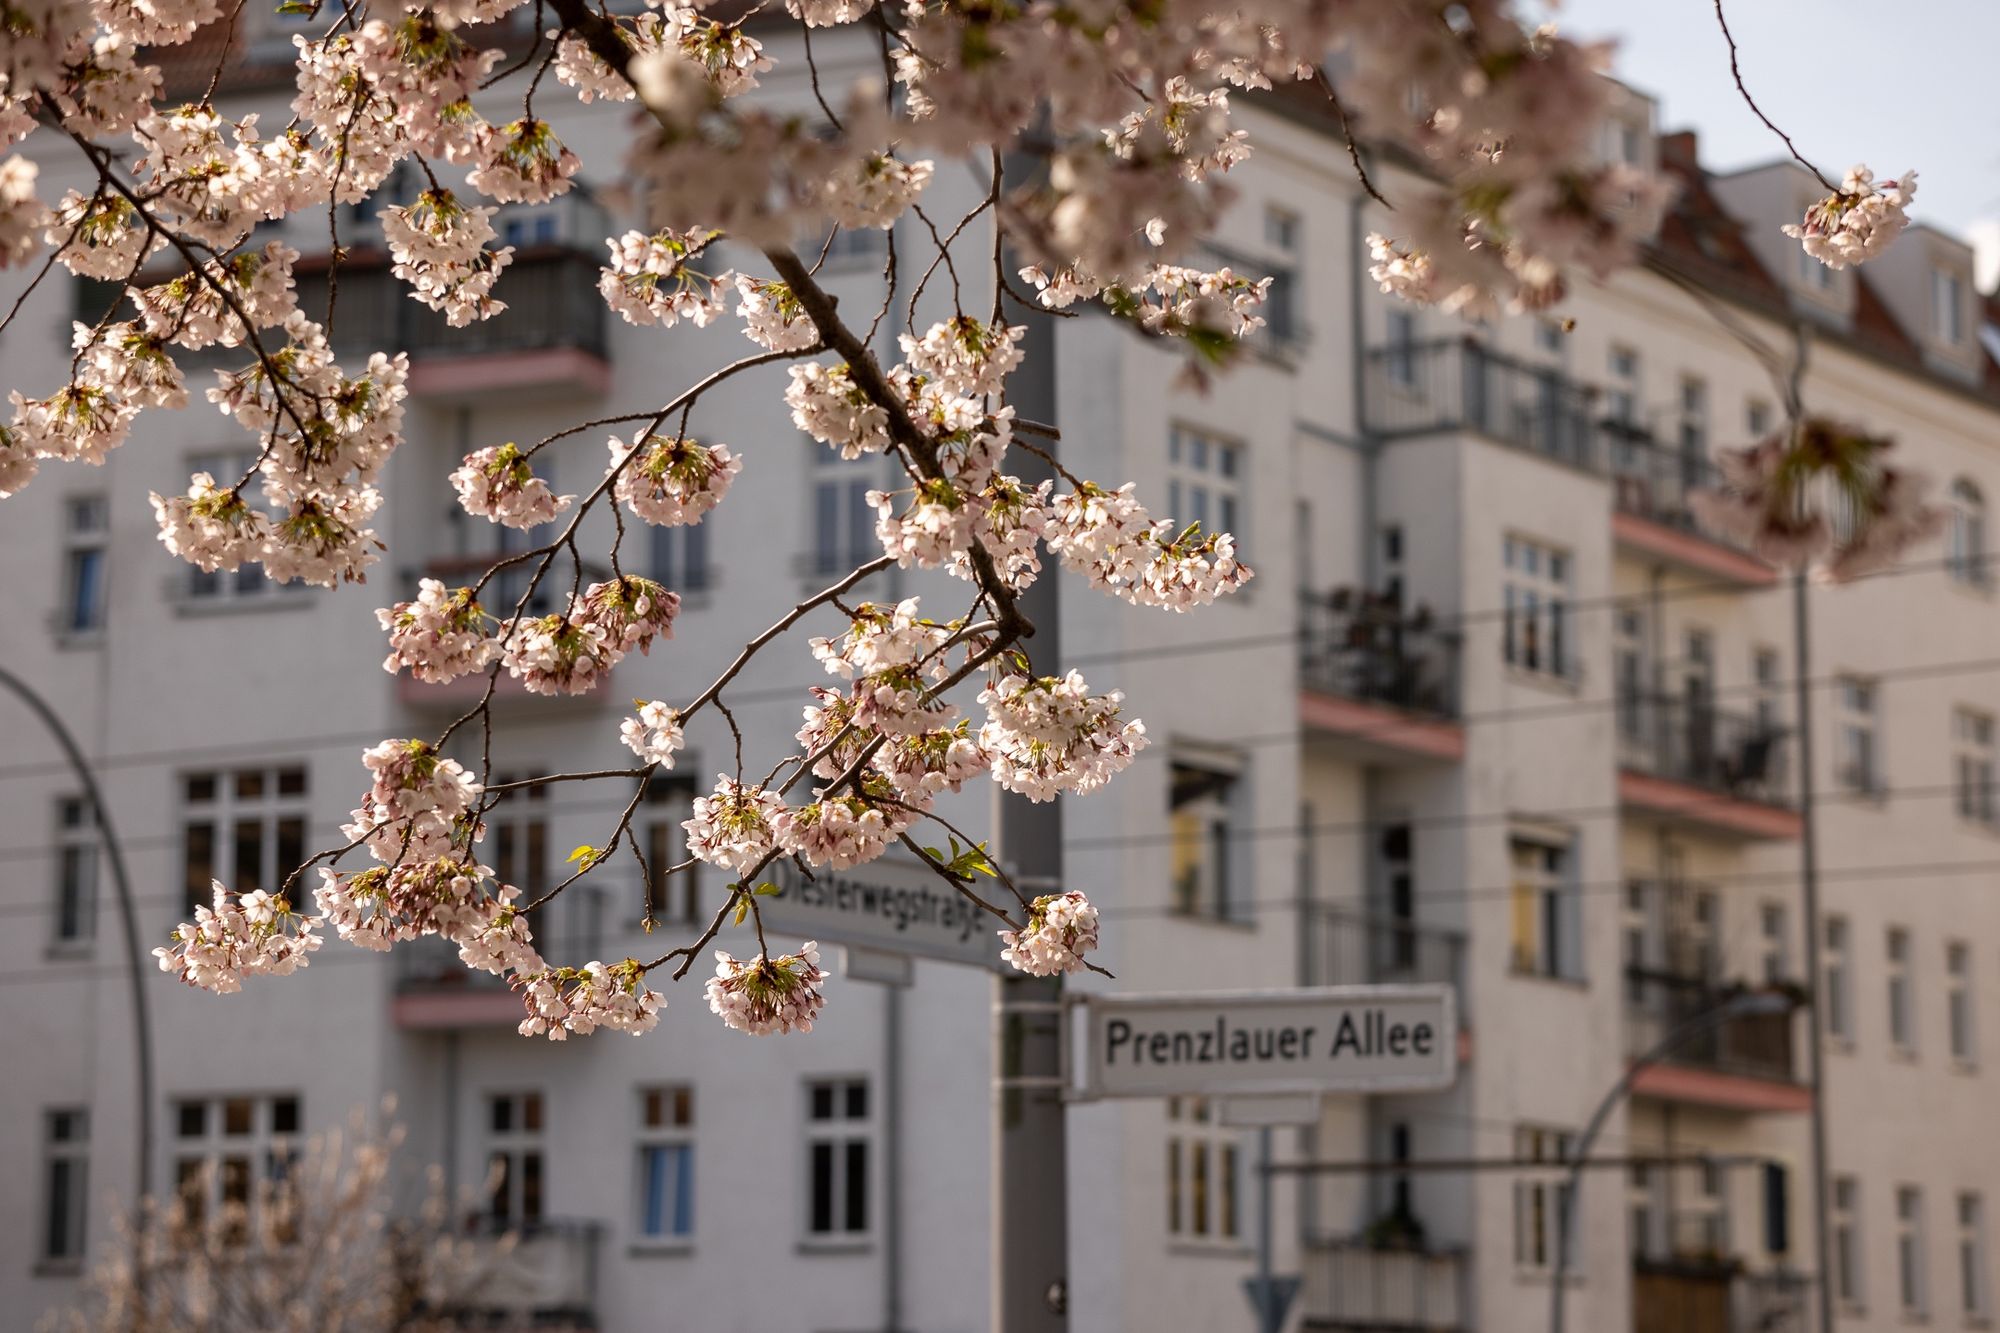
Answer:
[
  {"left": 1933, "top": 267, "right": 1966, "bottom": 345},
  {"left": 1799, "top": 242, "right": 1834, "bottom": 292}
]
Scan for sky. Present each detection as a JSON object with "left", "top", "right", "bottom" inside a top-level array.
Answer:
[{"left": 1534, "top": 0, "right": 2000, "bottom": 269}]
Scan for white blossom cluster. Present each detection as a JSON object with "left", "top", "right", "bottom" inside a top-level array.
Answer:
[
  {"left": 621, "top": 700, "right": 686, "bottom": 767},
  {"left": 451, "top": 443, "right": 574, "bottom": 529},
  {"left": 382, "top": 189, "right": 515, "bottom": 327},
  {"left": 343, "top": 738, "right": 483, "bottom": 864},
  {"left": 516, "top": 958, "right": 663, "bottom": 1040},
  {"left": 774, "top": 784, "right": 911, "bottom": 869},
  {"left": 598, "top": 227, "right": 728, "bottom": 327},
  {"left": 1044, "top": 482, "right": 1253, "bottom": 610},
  {"left": 1783, "top": 166, "right": 1918, "bottom": 271},
  {"left": 609, "top": 432, "right": 740, "bottom": 527},
  {"left": 155, "top": 882, "right": 323, "bottom": 994},
  {"left": 734, "top": 276, "right": 819, "bottom": 352},
  {"left": 999, "top": 891, "right": 1100, "bottom": 976},
  {"left": 683, "top": 776, "right": 787, "bottom": 876},
  {"left": 706, "top": 941, "right": 828, "bottom": 1034},
  {"left": 377, "top": 579, "right": 497, "bottom": 684},
  {"left": 500, "top": 575, "right": 678, "bottom": 695},
  {"left": 979, "top": 671, "right": 1148, "bottom": 801},
  {"left": 786, "top": 361, "right": 890, "bottom": 459}
]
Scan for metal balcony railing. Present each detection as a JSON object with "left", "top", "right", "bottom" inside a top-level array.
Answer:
[
  {"left": 1298, "top": 591, "right": 1460, "bottom": 719},
  {"left": 1607, "top": 427, "right": 1724, "bottom": 535},
  {"left": 1364, "top": 338, "right": 1604, "bottom": 470},
  {"left": 1624, "top": 969, "right": 1798, "bottom": 1085},
  {"left": 1301, "top": 1238, "right": 1464, "bottom": 1331},
  {"left": 1302, "top": 904, "right": 1465, "bottom": 993},
  {"left": 445, "top": 1216, "right": 602, "bottom": 1325},
  {"left": 1617, "top": 692, "right": 1793, "bottom": 808}
]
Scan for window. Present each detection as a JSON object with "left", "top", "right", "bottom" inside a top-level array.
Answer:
[
  {"left": 1259, "top": 210, "right": 1303, "bottom": 343},
  {"left": 651, "top": 521, "right": 710, "bottom": 593},
  {"left": 489, "top": 774, "right": 549, "bottom": 900},
  {"left": 1832, "top": 1176, "right": 1864, "bottom": 1308},
  {"left": 1760, "top": 902, "right": 1789, "bottom": 985},
  {"left": 1799, "top": 239, "right": 1834, "bottom": 291},
  {"left": 1898, "top": 1185, "right": 1927, "bottom": 1317},
  {"left": 1606, "top": 346, "right": 1640, "bottom": 428},
  {"left": 59, "top": 495, "right": 109, "bottom": 634},
  {"left": 1835, "top": 677, "right": 1880, "bottom": 794},
  {"left": 1509, "top": 833, "right": 1577, "bottom": 980},
  {"left": 1614, "top": 609, "right": 1646, "bottom": 741},
  {"left": 637, "top": 1086, "right": 694, "bottom": 1242},
  {"left": 41, "top": 1108, "right": 89, "bottom": 1265},
  {"left": 500, "top": 208, "right": 560, "bottom": 249},
  {"left": 1628, "top": 1162, "right": 1659, "bottom": 1259},
  {"left": 1947, "top": 941, "right": 1975, "bottom": 1066},
  {"left": 1170, "top": 760, "right": 1240, "bottom": 920},
  {"left": 1746, "top": 399, "right": 1772, "bottom": 439},
  {"left": 805, "top": 1078, "right": 871, "bottom": 1239},
  {"left": 1534, "top": 320, "right": 1564, "bottom": 356},
  {"left": 1165, "top": 1097, "right": 1241, "bottom": 1242},
  {"left": 1752, "top": 648, "right": 1784, "bottom": 764},
  {"left": 1956, "top": 708, "right": 1996, "bottom": 826},
  {"left": 1264, "top": 205, "right": 1300, "bottom": 253},
  {"left": 1680, "top": 1158, "right": 1729, "bottom": 1255},
  {"left": 171, "top": 1093, "right": 300, "bottom": 1239},
  {"left": 1502, "top": 536, "right": 1570, "bottom": 678},
  {"left": 1168, "top": 425, "right": 1244, "bottom": 547},
  {"left": 1887, "top": 927, "right": 1915, "bottom": 1054},
  {"left": 185, "top": 451, "right": 278, "bottom": 602},
  {"left": 180, "top": 766, "right": 308, "bottom": 915},
  {"left": 1677, "top": 377, "right": 1707, "bottom": 461},
  {"left": 1948, "top": 478, "right": 1988, "bottom": 587},
  {"left": 485, "top": 1091, "right": 545, "bottom": 1226},
  {"left": 1933, "top": 267, "right": 1965, "bottom": 344},
  {"left": 808, "top": 444, "right": 879, "bottom": 577},
  {"left": 1959, "top": 1192, "right": 1991, "bottom": 1319},
  {"left": 53, "top": 796, "right": 97, "bottom": 946},
  {"left": 642, "top": 776, "right": 702, "bottom": 926},
  {"left": 1384, "top": 308, "right": 1417, "bottom": 388},
  {"left": 1513, "top": 1126, "right": 1574, "bottom": 1271},
  {"left": 1824, "top": 916, "right": 1853, "bottom": 1043}
]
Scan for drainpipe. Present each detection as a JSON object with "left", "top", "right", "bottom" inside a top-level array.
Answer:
[
  {"left": 883, "top": 981, "right": 903, "bottom": 1333},
  {"left": 1350, "top": 190, "right": 1379, "bottom": 591}
]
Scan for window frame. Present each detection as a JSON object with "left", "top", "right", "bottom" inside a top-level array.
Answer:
[
  {"left": 1169, "top": 756, "right": 1244, "bottom": 923},
  {"left": 806, "top": 441, "right": 886, "bottom": 578},
  {"left": 1886, "top": 926, "right": 1916, "bottom": 1055},
  {"left": 1164, "top": 1096, "right": 1244, "bottom": 1246},
  {"left": 1509, "top": 832, "right": 1579, "bottom": 981},
  {"left": 182, "top": 450, "right": 281, "bottom": 605},
  {"left": 1824, "top": 915, "right": 1854, "bottom": 1044},
  {"left": 52, "top": 796, "right": 98, "bottom": 949},
  {"left": 1167, "top": 424, "right": 1247, "bottom": 555},
  {"left": 40, "top": 1107, "right": 90, "bottom": 1267},
  {"left": 640, "top": 775, "right": 703, "bottom": 927},
  {"left": 1947, "top": 940, "right": 1976, "bottom": 1067},
  {"left": 803, "top": 1077, "right": 873, "bottom": 1244},
  {"left": 1834, "top": 677, "right": 1880, "bottom": 796},
  {"left": 1933, "top": 266, "right": 1965, "bottom": 345},
  {"left": 483, "top": 1090, "right": 546, "bottom": 1228},
  {"left": 1897, "top": 1184, "right": 1928, "bottom": 1318},
  {"left": 58, "top": 493, "right": 110, "bottom": 636},
  {"left": 179, "top": 765, "right": 310, "bottom": 916},
  {"left": 1959, "top": 1191, "right": 1991, "bottom": 1320},
  {"left": 1512, "top": 1125, "right": 1576, "bottom": 1272},
  {"left": 1832, "top": 1174, "right": 1865, "bottom": 1310},
  {"left": 1502, "top": 535, "right": 1574, "bottom": 681},
  {"left": 1947, "top": 478, "right": 1988, "bottom": 588},
  {"left": 635, "top": 1085, "right": 695, "bottom": 1245},
  {"left": 169, "top": 1092, "right": 301, "bottom": 1240}
]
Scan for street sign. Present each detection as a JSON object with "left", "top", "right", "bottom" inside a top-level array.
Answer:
[
  {"left": 757, "top": 854, "right": 1011, "bottom": 973},
  {"left": 1242, "top": 1275, "right": 1301, "bottom": 1332},
  {"left": 1070, "top": 984, "right": 1457, "bottom": 1100}
]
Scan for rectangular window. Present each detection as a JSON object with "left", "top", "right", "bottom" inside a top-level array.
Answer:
[
  {"left": 1165, "top": 1097, "right": 1241, "bottom": 1242},
  {"left": 1833, "top": 1176, "right": 1864, "bottom": 1307},
  {"left": 180, "top": 766, "right": 309, "bottom": 914},
  {"left": 637, "top": 1086, "right": 694, "bottom": 1241},
  {"left": 1606, "top": 346, "right": 1640, "bottom": 428},
  {"left": 60, "top": 495, "right": 109, "bottom": 634},
  {"left": 1898, "top": 1185, "right": 1927, "bottom": 1316},
  {"left": 805, "top": 1078, "right": 871, "bottom": 1238},
  {"left": 1947, "top": 941, "right": 1975, "bottom": 1066},
  {"left": 1760, "top": 901, "right": 1789, "bottom": 985},
  {"left": 642, "top": 776, "right": 701, "bottom": 926},
  {"left": 651, "top": 522, "right": 711, "bottom": 593},
  {"left": 1934, "top": 267, "right": 1965, "bottom": 344},
  {"left": 1613, "top": 609, "right": 1646, "bottom": 742},
  {"left": 1502, "top": 536, "right": 1571, "bottom": 679},
  {"left": 171, "top": 1093, "right": 300, "bottom": 1241},
  {"left": 1168, "top": 425, "right": 1244, "bottom": 548},
  {"left": 809, "top": 445, "right": 879, "bottom": 577},
  {"left": 1955, "top": 708, "right": 1996, "bottom": 827},
  {"left": 53, "top": 796, "right": 98, "bottom": 946},
  {"left": 41, "top": 1108, "right": 89, "bottom": 1264},
  {"left": 1825, "top": 916, "right": 1853, "bottom": 1042},
  {"left": 1509, "top": 834, "right": 1577, "bottom": 980},
  {"left": 1836, "top": 677, "right": 1880, "bottom": 794},
  {"left": 484, "top": 1091, "right": 545, "bottom": 1226},
  {"left": 1887, "top": 927, "right": 1915, "bottom": 1054},
  {"left": 185, "top": 451, "right": 275, "bottom": 601},
  {"left": 489, "top": 774, "right": 550, "bottom": 900},
  {"left": 1384, "top": 309, "right": 1417, "bottom": 388},
  {"left": 1170, "top": 760, "right": 1240, "bottom": 921},
  {"left": 1677, "top": 377, "right": 1707, "bottom": 462},
  {"left": 1960, "top": 1192, "right": 1991, "bottom": 1319},
  {"left": 1628, "top": 1162, "right": 1658, "bottom": 1260},
  {"left": 1513, "top": 1126, "right": 1574, "bottom": 1271},
  {"left": 1746, "top": 399, "right": 1772, "bottom": 439}
]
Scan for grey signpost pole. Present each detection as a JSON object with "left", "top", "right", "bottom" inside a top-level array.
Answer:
[{"left": 992, "top": 241, "right": 1067, "bottom": 1332}]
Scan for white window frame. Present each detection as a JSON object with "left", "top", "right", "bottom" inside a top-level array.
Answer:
[
  {"left": 641, "top": 775, "right": 702, "bottom": 927},
  {"left": 1170, "top": 755, "right": 1243, "bottom": 922},
  {"left": 1833, "top": 1175, "right": 1865, "bottom": 1309},
  {"left": 1165, "top": 1096, "right": 1243, "bottom": 1245},
  {"left": 1835, "top": 677, "right": 1880, "bottom": 795},
  {"left": 1513, "top": 1125, "right": 1576, "bottom": 1272},
  {"left": 1606, "top": 346, "right": 1641, "bottom": 428},
  {"left": 636, "top": 1085, "right": 695, "bottom": 1244},
  {"left": 1898, "top": 1184, "right": 1928, "bottom": 1318},
  {"left": 483, "top": 1090, "right": 545, "bottom": 1227},
  {"left": 1502, "top": 535, "right": 1572, "bottom": 680},
  {"left": 1959, "top": 1192, "right": 1991, "bottom": 1320},
  {"left": 40, "top": 1107, "right": 89, "bottom": 1267},
  {"left": 804, "top": 1077, "right": 873, "bottom": 1243},
  {"left": 488, "top": 774, "right": 551, "bottom": 901},
  {"left": 1948, "top": 479, "right": 1988, "bottom": 587},
  {"left": 1887, "top": 927, "right": 1916, "bottom": 1055},
  {"left": 1168, "top": 424, "right": 1246, "bottom": 552},
  {"left": 169, "top": 1092, "right": 301, "bottom": 1236},
  {"left": 1745, "top": 398, "right": 1772, "bottom": 439},
  {"left": 1947, "top": 941, "right": 1976, "bottom": 1068},
  {"left": 179, "top": 765, "right": 310, "bottom": 915},
  {"left": 1509, "top": 832, "right": 1578, "bottom": 981},
  {"left": 1824, "top": 915, "right": 1854, "bottom": 1044},
  {"left": 651, "top": 521, "right": 711, "bottom": 594},
  {"left": 1933, "top": 266, "right": 1965, "bottom": 345},
  {"left": 1384, "top": 308, "right": 1418, "bottom": 389},
  {"left": 1954, "top": 707, "right": 1997, "bottom": 828},
  {"left": 52, "top": 796, "right": 97, "bottom": 949},
  {"left": 807, "top": 442, "right": 883, "bottom": 578},
  {"left": 58, "top": 494, "right": 109, "bottom": 636},
  {"left": 1759, "top": 901, "right": 1789, "bottom": 986}
]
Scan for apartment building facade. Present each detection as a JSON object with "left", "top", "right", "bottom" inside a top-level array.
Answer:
[{"left": 1, "top": 22, "right": 1996, "bottom": 1332}]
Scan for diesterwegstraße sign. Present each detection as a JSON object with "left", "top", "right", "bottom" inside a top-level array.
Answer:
[
  {"left": 1070, "top": 984, "right": 1458, "bottom": 1100},
  {"left": 757, "top": 853, "right": 1011, "bottom": 973}
]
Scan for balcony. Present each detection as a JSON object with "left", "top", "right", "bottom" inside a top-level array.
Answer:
[
  {"left": 1607, "top": 430, "right": 1776, "bottom": 587},
  {"left": 1625, "top": 970, "right": 1810, "bottom": 1113},
  {"left": 1298, "top": 590, "right": 1463, "bottom": 764},
  {"left": 1302, "top": 904, "right": 1465, "bottom": 993},
  {"left": 1617, "top": 693, "right": 1801, "bottom": 841},
  {"left": 1301, "top": 1239, "right": 1464, "bottom": 1332},
  {"left": 394, "top": 559, "right": 615, "bottom": 715},
  {"left": 1632, "top": 1257, "right": 1808, "bottom": 1333},
  {"left": 442, "top": 1216, "right": 601, "bottom": 1329}
]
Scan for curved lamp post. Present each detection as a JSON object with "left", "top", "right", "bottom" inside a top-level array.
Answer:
[
  {"left": 1549, "top": 988, "right": 1797, "bottom": 1333},
  {"left": 0, "top": 665, "right": 154, "bottom": 1207}
]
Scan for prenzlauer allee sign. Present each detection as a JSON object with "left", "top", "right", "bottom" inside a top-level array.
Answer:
[{"left": 1073, "top": 984, "right": 1458, "bottom": 1099}]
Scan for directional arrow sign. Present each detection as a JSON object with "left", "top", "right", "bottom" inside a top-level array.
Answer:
[{"left": 1242, "top": 1275, "right": 1301, "bottom": 1333}]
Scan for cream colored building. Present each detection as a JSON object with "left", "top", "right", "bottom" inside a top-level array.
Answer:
[{"left": 0, "top": 24, "right": 1995, "bottom": 1332}]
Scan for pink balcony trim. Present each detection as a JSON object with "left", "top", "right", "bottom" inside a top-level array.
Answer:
[
  {"left": 1617, "top": 769, "right": 1803, "bottom": 841},
  {"left": 408, "top": 347, "right": 612, "bottom": 398},
  {"left": 1629, "top": 1062, "right": 1812, "bottom": 1114},
  {"left": 1298, "top": 689, "right": 1466, "bottom": 761},
  {"left": 1613, "top": 511, "right": 1778, "bottom": 587},
  {"left": 392, "top": 989, "right": 522, "bottom": 1029}
]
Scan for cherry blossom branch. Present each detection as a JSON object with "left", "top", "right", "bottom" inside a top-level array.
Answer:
[{"left": 1711, "top": 0, "right": 1837, "bottom": 193}]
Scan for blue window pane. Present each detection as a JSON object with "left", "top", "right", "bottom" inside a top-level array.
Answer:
[
  {"left": 69, "top": 549, "right": 104, "bottom": 630},
  {"left": 640, "top": 1144, "right": 692, "bottom": 1237}
]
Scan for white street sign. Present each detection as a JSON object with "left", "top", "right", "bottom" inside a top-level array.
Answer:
[
  {"left": 1071, "top": 984, "right": 1457, "bottom": 1100},
  {"left": 757, "top": 855, "right": 1010, "bottom": 972}
]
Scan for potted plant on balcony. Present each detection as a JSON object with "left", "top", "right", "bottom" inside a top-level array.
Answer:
[{"left": 1362, "top": 1197, "right": 1428, "bottom": 1252}]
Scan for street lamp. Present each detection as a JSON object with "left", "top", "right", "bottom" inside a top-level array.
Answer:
[{"left": 1548, "top": 987, "right": 1798, "bottom": 1333}]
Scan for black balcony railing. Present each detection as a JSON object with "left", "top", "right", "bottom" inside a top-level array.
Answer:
[
  {"left": 1298, "top": 590, "right": 1460, "bottom": 719},
  {"left": 1364, "top": 337, "right": 1603, "bottom": 470},
  {"left": 1618, "top": 692, "right": 1793, "bottom": 808},
  {"left": 1303, "top": 903, "right": 1465, "bottom": 993},
  {"left": 1624, "top": 969, "right": 1797, "bottom": 1085},
  {"left": 1607, "top": 427, "right": 1724, "bottom": 535}
]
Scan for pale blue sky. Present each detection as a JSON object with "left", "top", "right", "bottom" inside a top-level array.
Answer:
[{"left": 1538, "top": 0, "right": 2000, "bottom": 242}]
